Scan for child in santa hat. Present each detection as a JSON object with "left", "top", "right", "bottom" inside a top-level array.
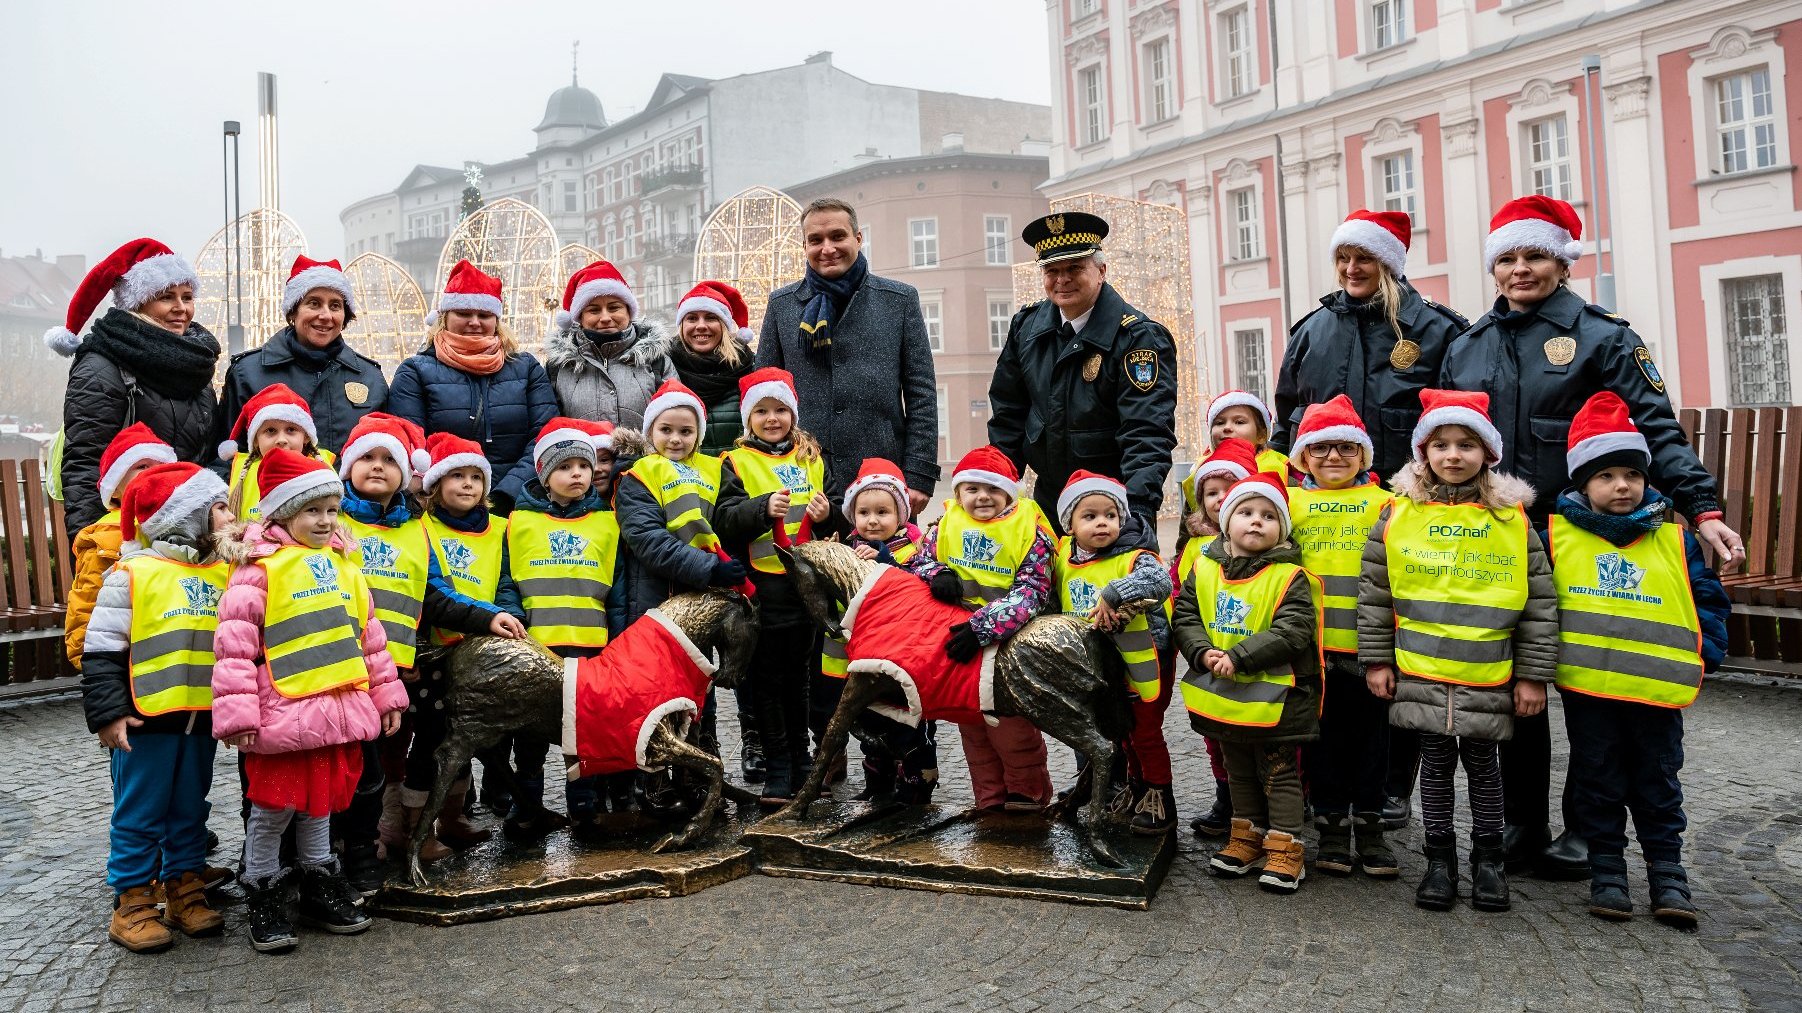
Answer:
[
  {"left": 211, "top": 448, "right": 408, "bottom": 953},
  {"left": 1181, "top": 391, "right": 1289, "bottom": 542},
  {"left": 1054, "top": 471, "right": 1176, "bottom": 833},
  {"left": 905, "top": 446, "right": 1058, "bottom": 811},
  {"left": 1547, "top": 392, "right": 1728, "bottom": 929},
  {"left": 1359, "top": 389, "right": 1556, "bottom": 914},
  {"left": 65, "top": 423, "right": 177, "bottom": 670},
  {"left": 82, "top": 462, "right": 233, "bottom": 953},
  {"left": 1174, "top": 472, "right": 1320, "bottom": 894},
  {"left": 218, "top": 383, "right": 334, "bottom": 522}
]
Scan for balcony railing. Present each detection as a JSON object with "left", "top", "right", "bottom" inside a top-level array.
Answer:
[
  {"left": 642, "top": 234, "right": 698, "bottom": 261},
  {"left": 641, "top": 164, "right": 704, "bottom": 196}
]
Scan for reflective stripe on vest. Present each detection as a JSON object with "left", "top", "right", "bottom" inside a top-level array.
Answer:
[
  {"left": 260, "top": 545, "right": 371, "bottom": 699},
  {"left": 1385, "top": 499, "right": 1529, "bottom": 686},
  {"left": 421, "top": 514, "right": 508, "bottom": 647},
  {"left": 343, "top": 515, "right": 429, "bottom": 668},
  {"left": 1289, "top": 484, "right": 1389, "bottom": 654},
  {"left": 507, "top": 509, "right": 619, "bottom": 650},
  {"left": 119, "top": 555, "right": 227, "bottom": 715},
  {"left": 1056, "top": 537, "right": 1160, "bottom": 702},
  {"left": 229, "top": 448, "right": 336, "bottom": 522},
  {"left": 1181, "top": 559, "right": 1318, "bottom": 727},
  {"left": 728, "top": 447, "right": 823, "bottom": 574},
  {"left": 1550, "top": 517, "right": 1703, "bottom": 708},
  {"left": 629, "top": 453, "right": 723, "bottom": 554},
  {"left": 821, "top": 631, "right": 849, "bottom": 679},
  {"left": 934, "top": 500, "right": 1051, "bottom": 606}
]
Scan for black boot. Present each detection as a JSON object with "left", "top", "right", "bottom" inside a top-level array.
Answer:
[
  {"left": 853, "top": 757, "right": 896, "bottom": 803},
  {"left": 245, "top": 869, "right": 299, "bottom": 953},
  {"left": 759, "top": 751, "right": 796, "bottom": 807},
  {"left": 1536, "top": 827, "right": 1591, "bottom": 880},
  {"left": 1415, "top": 835, "right": 1457, "bottom": 912},
  {"left": 297, "top": 860, "right": 371, "bottom": 935},
  {"left": 892, "top": 767, "right": 938, "bottom": 806},
  {"left": 1647, "top": 860, "right": 1698, "bottom": 930},
  {"left": 1129, "top": 783, "right": 1176, "bottom": 836},
  {"left": 1469, "top": 831, "right": 1511, "bottom": 912},
  {"left": 1314, "top": 813, "right": 1354, "bottom": 875},
  {"left": 1189, "top": 779, "right": 1232, "bottom": 837},
  {"left": 502, "top": 776, "right": 567, "bottom": 841},
  {"left": 1380, "top": 793, "right": 1412, "bottom": 831},
  {"left": 338, "top": 842, "right": 385, "bottom": 899},
  {"left": 1502, "top": 823, "right": 1547, "bottom": 874},
  {"left": 739, "top": 728, "right": 767, "bottom": 784},
  {"left": 1588, "top": 852, "right": 1632, "bottom": 921},
  {"left": 1353, "top": 811, "right": 1400, "bottom": 878}
]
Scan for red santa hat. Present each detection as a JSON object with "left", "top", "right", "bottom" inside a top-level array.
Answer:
[
  {"left": 1057, "top": 470, "right": 1130, "bottom": 531},
  {"left": 1413, "top": 389, "right": 1503, "bottom": 465},
  {"left": 434, "top": 259, "right": 504, "bottom": 318},
  {"left": 1218, "top": 471, "right": 1292, "bottom": 540},
  {"left": 738, "top": 367, "right": 799, "bottom": 426},
  {"left": 678, "top": 280, "right": 754, "bottom": 344},
  {"left": 217, "top": 383, "right": 318, "bottom": 462},
  {"left": 1566, "top": 391, "right": 1650, "bottom": 486},
  {"left": 44, "top": 237, "right": 199, "bottom": 357},
  {"left": 1206, "top": 389, "right": 1275, "bottom": 439},
  {"left": 1329, "top": 209, "right": 1411, "bottom": 280},
  {"left": 120, "top": 462, "right": 228, "bottom": 543},
  {"left": 1485, "top": 195, "right": 1585, "bottom": 272},
  {"left": 255, "top": 447, "right": 342, "bottom": 522},
  {"left": 1188, "top": 436, "right": 1259, "bottom": 489},
  {"left": 950, "top": 445, "right": 1020, "bottom": 495},
  {"left": 557, "top": 259, "right": 638, "bottom": 329},
  {"left": 643, "top": 379, "right": 707, "bottom": 433},
  {"left": 97, "top": 422, "right": 177, "bottom": 507},
  {"left": 337, "top": 412, "right": 430, "bottom": 485},
  {"left": 282, "top": 254, "right": 357, "bottom": 318},
  {"left": 421, "top": 432, "right": 491, "bottom": 493},
  {"left": 841, "top": 457, "right": 911, "bottom": 522},
  {"left": 1289, "top": 394, "right": 1373, "bottom": 465},
  {"left": 585, "top": 419, "right": 616, "bottom": 453},
  {"left": 533, "top": 416, "right": 601, "bottom": 477}
]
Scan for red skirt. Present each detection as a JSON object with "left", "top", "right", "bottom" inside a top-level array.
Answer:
[{"left": 244, "top": 741, "right": 363, "bottom": 818}]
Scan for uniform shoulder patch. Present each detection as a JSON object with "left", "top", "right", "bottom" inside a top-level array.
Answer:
[
  {"left": 1121, "top": 313, "right": 1139, "bottom": 326},
  {"left": 1584, "top": 303, "right": 1630, "bottom": 327},
  {"left": 1423, "top": 299, "right": 1469, "bottom": 329},
  {"left": 1123, "top": 348, "right": 1159, "bottom": 392},
  {"left": 1634, "top": 345, "right": 1665, "bottom": 394}
]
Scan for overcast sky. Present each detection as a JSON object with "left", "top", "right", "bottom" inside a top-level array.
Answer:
[{"left": 3, "top": 1, "right": 1051, "bottom": 266}]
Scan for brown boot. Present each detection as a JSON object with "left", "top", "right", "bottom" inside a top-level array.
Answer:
[
  {"left": 1258, "top": 830, "right": 1307, "bottom": 893},
  {"left": 1208, "top": 818, "right": 1265, "bottom": 877},
  {"left": 377, "top": 783, "right": 407, "bottom": 857},
  {"left": 109, "top": 885, "right": 174, "bottom": 953},
  {"left": 161, "top": 871, "right": 224, "bottom": 936},
  {"left": 435, "top": 779, "right": 493, "bottom": 847},
  {"left": 399, "top": 789, "right": 453, "bottom": 864}
]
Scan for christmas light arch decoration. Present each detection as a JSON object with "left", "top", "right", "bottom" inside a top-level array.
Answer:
[
  {"left": 435, "top": 197, "right": 561, "bottom": 353},
  {"left": 693, "top": 186, "right": 807, "bottom": 345},
  {"left": 342, "top": 253, "right": 429, "bottom": 375},
  {"left": 193, "top": 207, "right": 308, "bottom": 383}
]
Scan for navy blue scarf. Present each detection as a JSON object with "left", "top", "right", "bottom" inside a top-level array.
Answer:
[
  {"left": 796, "top": 252, "right": 868, "bottom": 359},
  {"left": 1555, "top": 488, "right": 1670, "bottom": 546}
]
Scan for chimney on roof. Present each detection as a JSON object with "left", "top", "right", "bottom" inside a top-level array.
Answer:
[
  {"left": 1020, "top": 138, "right": 1051, "bottom": 157},
  {"left": 940, "top": 132, "right": 965, "bottom": 153},
  {"left": 805, "top": 51, "right": 832, "bottom": 66},
  {"left": 853, "top": 147, "right": 882, "bottom": 164}
]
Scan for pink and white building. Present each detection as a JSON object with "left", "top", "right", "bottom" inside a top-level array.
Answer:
[{"left": 1041, "top": 0, "right": 1800, "bottom": 410}]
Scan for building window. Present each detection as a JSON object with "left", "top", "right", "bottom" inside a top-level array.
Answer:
[
  {"left": 1145, "top": 38, "right": 1174, "bottom": 122},
  {"left": 1377, "top": 151, "right": 1416, "bottom": 222},
  {"left": 1221, "top": 7, "right": 1254, "bottom": 99},
  {"left": 563, "top": 181, "right": 579, "bottom": 213},
  {"left": 937, "top": 384, "right": 950, "bottom": 439},
  {"left": 1369, "top": 0, "right": 1406, "bottom": 51},
  {"left": 1075, "top": 0, "right": 1099, "bottom": 17},
  {"left": 1723, "top": 275, "right": 1791, "bottom": 406},
  {"left": 922, "top": 298, "right": 944, "bottom": 352},
  {"left": 1715, "top": 69, "right": 1777, "bottom": 175},
  {"left": 1228, "top": 187, "right": 1260, "bottom": 261},
  {"left": 910, "top": 218, "right": 939, "bottom": 268},
  {"left": 1079, "top": 65, "right": 1107, "bottom": 146},
  {"left": 988, "top": 298, "right": 1013, "bottom": 351},
  {"left": 984, "top": 215, "right": 1011, "bottom": 266},
  {"left": 1235, "top": 328, "right": 1268, "bottom": 402},
  {"left": 1525, "top": 117, "right": 1572, "bottom": 199}
]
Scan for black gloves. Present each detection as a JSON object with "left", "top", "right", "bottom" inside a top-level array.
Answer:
[
  {"left": 945, "top": 623, "right": 982, "bottom": 663},
  {"left": 709, "top": 559, "right": 748, "bottom": 587},
  {"left": 929, "top": 569, "right": 964, "bottom": 604}
]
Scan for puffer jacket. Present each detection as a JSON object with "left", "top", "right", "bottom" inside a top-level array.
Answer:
[
  {"left": 386, "top": 343, "right": 558, "bottom": 513},
  {"left": 1357, "top": 463, "right": 1557, "bottom": 741},
  {"left": 214, "top": 326, "right": 389, "bottom": 461},
  {"left": 612, "top": 447, "right": 765, "bottom": 625},
  {"left": 210, "top": 521, "right": 407, "bottom": 753},
  {"left": 80, "top": 539, "right": 216, "bottom": 736},
  {"left": 65, "top": 515, "right": 124, "bottom": 669},
  {"left": 544, "top": 321, "right": 678, "bottom": 430},
  {"left": 1172, "top": 537, "right": 1321, "bottom": 745}
]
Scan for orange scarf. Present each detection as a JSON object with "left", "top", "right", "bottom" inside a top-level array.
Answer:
[{"left": 433, "top": 329, "right": 506, "bottom": 376}]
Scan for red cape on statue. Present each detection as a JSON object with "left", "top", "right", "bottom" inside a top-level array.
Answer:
[
  {"left": 842, "top": 565, "right": 997, "bottom": 727},
  {"left": 561, "top": 609, "right": 717, "bottom": 778}
]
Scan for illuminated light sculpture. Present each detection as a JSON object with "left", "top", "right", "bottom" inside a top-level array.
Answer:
[
  {"left": 343, "top": 253, "right": 430, "bottom": 375},
  {"left": 436, "top": 197, "right": 561, "bottom": 353},
  {"left": 194, "top": 207, "right": 308, "bottom": 385},
  {"left": 693, "top": 186, "right": 807, "bottom": 344}
]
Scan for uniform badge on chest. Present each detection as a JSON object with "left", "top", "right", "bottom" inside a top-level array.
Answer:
[
  {"left": 345, "top": 381, "right": 370, "bottom": 406},
  {"left": 1082, "top": 353, "right": 1102, "bottom": 383},
  {"left": 1544, "top": 337, "right": 1576, "bottom": 367},
  {"left": 1390, "top": 339, "right": 1421, "bottom": 370}
]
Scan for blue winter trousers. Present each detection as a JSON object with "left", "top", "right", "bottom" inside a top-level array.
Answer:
[
  {"left": 1561, "top": 689, "right": 1686, "bottom": 862},
  {"left": 107, "top": 732, "right": 216, "bottom": 893}
]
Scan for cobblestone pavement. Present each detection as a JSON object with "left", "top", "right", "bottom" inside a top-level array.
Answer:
[{"left": 2, "top": 675, "right": 1797, "bottom": 1013}]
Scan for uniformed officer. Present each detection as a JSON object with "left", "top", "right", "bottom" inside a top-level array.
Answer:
[
  {"left": 1272, "top": 209, "right": 1467, "bottom": 480},
  {"left": 988, "top": 212, "right": 1178, "bottom": 546},
  {"left": 1440, "top": 194, "right": 1745, "bottom": 880}
]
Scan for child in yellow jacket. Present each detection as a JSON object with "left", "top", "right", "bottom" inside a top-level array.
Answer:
[{"left": 65, "top": 423, "right": 177, "bottom": 670}]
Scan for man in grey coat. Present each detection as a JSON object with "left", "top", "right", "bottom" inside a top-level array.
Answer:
[{"left": 756, "top": 198, "right": 939, "bottom": 514}]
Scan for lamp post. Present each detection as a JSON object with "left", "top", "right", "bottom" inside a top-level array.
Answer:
[
  {"left": 222, "top": 120, "right": 244, "bottom": 356},
  {"left": 1579, "top": 55, "right": 1617, "bottom": 310}
]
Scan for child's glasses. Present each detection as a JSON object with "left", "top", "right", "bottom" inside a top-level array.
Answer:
[{"left": 1305, "top": 442, "right": 1362, "bottom": 459}]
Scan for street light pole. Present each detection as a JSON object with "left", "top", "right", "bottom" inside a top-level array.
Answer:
[
  {"left": 223, "top": 120, "right": 244, "bottom": 357},
  {"left": 1579, "top": 55, "right": 1616, "bottom": 310}
]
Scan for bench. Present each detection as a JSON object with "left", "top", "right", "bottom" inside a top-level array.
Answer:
[
  {"left": 1679, "top": 407, "right": 1802, "bottom": 677},
  {"left": 0, "top": 457, "right": 75, "bottom": 687}
]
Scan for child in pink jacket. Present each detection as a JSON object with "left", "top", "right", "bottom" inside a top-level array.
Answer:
[{"left": 213, "top": 448, "right": 407, "bottom": 954}]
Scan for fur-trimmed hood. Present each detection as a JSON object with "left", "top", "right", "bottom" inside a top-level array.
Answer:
[
  {"left": 609, "top": 426, "right": 647, "bottom": 461},
  {"left": 1388, "top": 460, "right": 1536, "bottom": 511},
  {"left": 544, "top": 319, "right": 673, "bottom": 375}
]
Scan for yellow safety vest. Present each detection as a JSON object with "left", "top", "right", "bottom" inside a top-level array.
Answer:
[
  {"left": 421, "top": 513, "right": 508, "bottom": 646},
  {"left": 726, "top": 446, "right": 824, "bottom": 574},
  {"left": 343, "top": 514, "right": 430, "bottom": 669},
  {"left": 1181, "top": 558, "right": 1319, "bottom": 727},
  {"left": 1289, "top": 484, "right": 1390, "bottom": 655},
  {"left": 1181, "top": 447, "right": 1289, "bottom": 514},
  {"left": 1175, "top": 534, "right": 1214, "bottom": 585},
  {"left": 507, "top": 509, "right": 619, "bottom": 650},
  {"left": 821, "top": 538, "right": 916, "bottom": 679},
  {"left": 1385, "top": 499, "right": 1530, "bottom": 686},
  {"left": 934, "top": 500, "right": 1051, "bottom": 606},
  {"left": 118, "top": 555, "right": 227, "bottom": 715},
  {"left": 260, "top": 544, "right": 372, "bottom": 699},
  {"left": 1550, "top": 517, "right": 1703, "bottom": 708},
  {"left": 229, "top": 448, "right": 336, "bottom": 522},
  {"left": 628, "top": 453, "right": 723, "bottom": 555},
  {"left": 1056, "top": 537, "right": 1160, "bottom": 702}
]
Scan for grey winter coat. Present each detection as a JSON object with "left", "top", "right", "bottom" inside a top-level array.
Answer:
[
  {"left": 756, "top": 274, "right": 940, "bottom": 497},
  {"left": 1357, "top": 464, "right": 1558, "bottom": 741},
  {"left": 544, "top": 321, "right": 678, "bottom": 430}
]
